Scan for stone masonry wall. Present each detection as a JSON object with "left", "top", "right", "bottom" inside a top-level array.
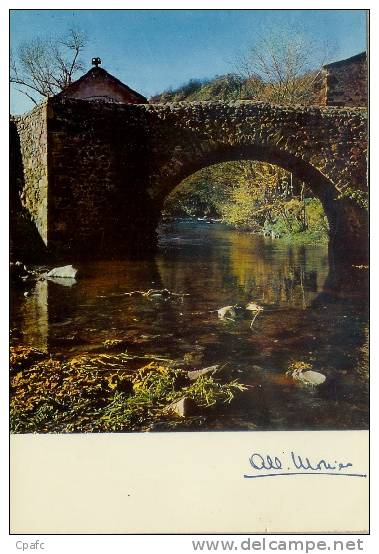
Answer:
[
  {"left": 326, "top": 57, "right": 367, "bottom": 107},
  {"left": 12, "top": 97, "right": 367, "bottom": 262},
  {"left": 137, "top": 102, "right": 367, "bottom": 203},
  {"left": 313, "top": 55, "right": 367, "bottom": 108},
  {"left": 13, "top": 102, "right": 49, "bottom": 244},
  {"left": 44, "top": 98, "right": 367, "bottom": 262},
  {"left": 46, "top": 98, "right": 154, "bottom": 255}
]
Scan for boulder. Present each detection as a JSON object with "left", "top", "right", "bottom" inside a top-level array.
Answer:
[
  {"left": 217, "top": 305, "right": 237, "bottom": 319},
  {"left": 165, "top": 396, "right": 197, "bottom": 417},
  {"left": 297, "top": 370, "right": 326, "bottom": 386},
  {"left": 187, "top": 365, "right": 220, "bottom": 381},
  {"left": 46, "top": 265, "right": 78, "bottom": 279}
]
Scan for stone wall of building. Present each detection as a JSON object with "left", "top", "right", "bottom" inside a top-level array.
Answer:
[
  {"left": 12, "top": 102, "right": 49, "bottom": 245},
  {"left": 326, "top": 55, "right": 367, "bottom": 107},
  {"left": 314, "top": 54, "right": 367, "bottom": 107}
]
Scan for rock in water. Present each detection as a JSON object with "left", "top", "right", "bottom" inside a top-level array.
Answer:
[
  {"left": 187, "top": 365, "right": 220, "bottom": 381},
  {"left": 46, "top": 265, "right": 78, "bottom": 279},
  {"left": 298, "top": 370, "right": 326, "bottom": 386},
  {"left": 217, "top": 305, "right": 237, "bottom": 319},
  {"left": 286, "top": 363, "right": 326, "bottom": 387}
]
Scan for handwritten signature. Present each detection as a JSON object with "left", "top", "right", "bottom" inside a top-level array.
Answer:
[{"left": 244, "top": 452, "right": 367, "bottom": 479}]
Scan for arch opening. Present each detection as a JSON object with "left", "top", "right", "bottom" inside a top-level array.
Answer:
[
  {"left": 161, "top": 160, "right": 330, "bottom": 246},
  {"left": 153, "top": 142, "right": 367, "bottom": 266}
]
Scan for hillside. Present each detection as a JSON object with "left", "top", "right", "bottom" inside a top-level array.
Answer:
[
  {"left": 150, "top": 74, "right": 245, "bottom": 103},
  {"left": 150, "top": 72, "right": 321, "bottom": 105}
]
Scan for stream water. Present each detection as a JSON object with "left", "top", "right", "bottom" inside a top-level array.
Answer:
[{"left": 10, "top": 220, "right": 368, "bottom": 430}]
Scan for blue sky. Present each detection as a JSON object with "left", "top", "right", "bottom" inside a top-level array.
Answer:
[{"left": 10, "top": 9, "right": 367, "bottom": 114}]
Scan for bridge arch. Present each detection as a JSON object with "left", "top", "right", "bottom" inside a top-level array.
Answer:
[{"left": 151, "top": 141, "right": 367, "bottom": 265}]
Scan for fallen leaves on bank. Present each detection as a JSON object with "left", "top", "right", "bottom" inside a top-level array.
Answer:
[{"left": 10, "top": 347, "right": 247, "bottom": 433}]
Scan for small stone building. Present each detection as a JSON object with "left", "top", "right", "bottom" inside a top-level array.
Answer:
[
  {"left": 314, "top": 52, "right": 367, "bottom": 107},
  {"left": 56, "top": 65, "right": 148, "bottom": 104}
]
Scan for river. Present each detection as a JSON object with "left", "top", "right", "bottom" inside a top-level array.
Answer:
[{"left": 10, "top": 220, "right": 368, "bottom": 431}]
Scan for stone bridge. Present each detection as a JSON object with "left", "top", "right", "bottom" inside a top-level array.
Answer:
[{"left": 11, "top": 97, "right": 368, "bottom": 264}]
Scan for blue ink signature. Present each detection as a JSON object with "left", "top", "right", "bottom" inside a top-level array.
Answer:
[{"left": 244, "top": 452, "right": 367, "bottom": 479}]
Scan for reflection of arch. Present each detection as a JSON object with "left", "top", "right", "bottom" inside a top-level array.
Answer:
[
  {"left": 152, "top": 142, "right": 367, "bottom": 265},
  {"left": 156, "top": 227, "right": 330, "bottom": 309}
]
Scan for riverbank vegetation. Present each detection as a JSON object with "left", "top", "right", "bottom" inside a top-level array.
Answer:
[
  {"left": 163, "top": 161, "right": 329, "bottom": 244},
  {"left": 10, "top": 346, "right": 247, "bottom": 433}
]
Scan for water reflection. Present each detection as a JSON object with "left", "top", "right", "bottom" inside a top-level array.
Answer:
[
  {"left": 12, "top": 280, "right": 49, "bottom": 350},
  {"left": 157, "top": 221, "right": 329, "bottom": 309},
  {"left": 11, "top": 259, "right": 165, "bottom": 352},
  {"left": 10, "top": 221, "right": 368, "bottom": 430}
]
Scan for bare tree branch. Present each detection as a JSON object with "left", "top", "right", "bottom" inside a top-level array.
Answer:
[
  {"left": 14, "top": 87, "right": 38, "bottom": 106},
  {"left": 11, "top": 27, "right": 87, "bottom": 108},
  {"left": 233, "top": 25, "right": 337, "bottom": 105}
]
